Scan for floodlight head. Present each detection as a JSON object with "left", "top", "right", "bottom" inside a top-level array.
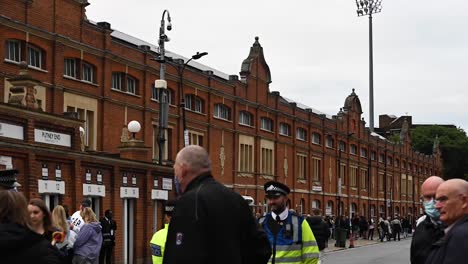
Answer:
[{"left": 155, "top": 79, "right": 167, "bottom": 89}]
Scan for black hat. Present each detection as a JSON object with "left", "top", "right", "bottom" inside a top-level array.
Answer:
[
  {"left": 264, "top": 181, "right": 290, "bottom": 197},
  {"left": 164, "top": 200, "right": 176, "bottom": 215},
  {"left": 0, "top": 169, "right": 21, "bottom": 189},
  {"left": 81, "top": 199, "right": 91, "bottom": 207}
]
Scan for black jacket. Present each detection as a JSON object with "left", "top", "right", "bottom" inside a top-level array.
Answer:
[
  {"left": 306, "top": 216, "right": 330, "bottom": 251},
  {"left": 425, "top": 214, "right": 468, "bottom": 264},
  {"left": 410, "top": 215, "right": 445, "bottom": 264},
  {"left": 99, "top": 217, "right": 117, "bottom": 246},
  {"left": 163, "top": 173, "right": 271, "bottom": 264},
  {"left": 0, "top": 223, "right": 62, "bottom": 264}
]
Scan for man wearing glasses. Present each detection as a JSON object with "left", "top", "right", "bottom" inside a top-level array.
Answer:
[
  {"left": 425, "top": 179, "right": 468, "bottom": 264},
  {"left": 410, "top": 176, "right": 445, "bottom": 264}
]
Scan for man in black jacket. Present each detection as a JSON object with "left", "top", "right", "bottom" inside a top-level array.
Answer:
[
  {"left": 410, "top": 176, "right": 445, "bottom": 264},
  {"left": 306, "top": 208, "right": 330, "bottom": 263},
  {"left": 425, "top": 179, "right": 468, "bottom": 264},
  {"left": 99, "top": 209, "right": 117, "bottom": 264},
  {"left": 163, "top": 145, "right": 271, "bottom": 264}
]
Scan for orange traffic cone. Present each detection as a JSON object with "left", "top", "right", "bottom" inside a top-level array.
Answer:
[{"left": 349, "top": 231, "right": 355, "bottom": 248}]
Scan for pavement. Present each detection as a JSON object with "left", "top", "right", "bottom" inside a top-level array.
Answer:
[{"left": 324, "top": 234, "right": 413, "bottom": 253}]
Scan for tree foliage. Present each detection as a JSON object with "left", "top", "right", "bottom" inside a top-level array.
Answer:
[{"left": 411, "top": 126, "right": 468, "bottom": 180}]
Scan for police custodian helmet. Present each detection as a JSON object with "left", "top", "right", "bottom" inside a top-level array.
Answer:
[
  {"left": 0, "top": 169, "right": 21, "bottom": 190},
  {"left": 264, "top": 181, "right": 290, "bottom": 197}
]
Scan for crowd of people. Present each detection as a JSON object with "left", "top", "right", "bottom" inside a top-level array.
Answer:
[
  {"left": 1, "top": 145, "right": 467, "bottom": 264},
  {"left": 0, "top": 170, "right": 117, "bottom": 264}
]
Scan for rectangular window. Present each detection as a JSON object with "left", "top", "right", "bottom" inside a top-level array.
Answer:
[
  {"left": 214, "top": 104, "right": 230, "bottom": 120},
  {"left": 64, "top": 59, "right": 77, "bottom": 78},
  {"left": 371, "top": 151, "right": 376, "bottom": 161},
  {"left": 361, "top": 148, "right": 367, "bottom": 158},
  {"left": 387, "top": 157, "right": 392, "bottom": 166},
  {"left": 279, "top": 123, "right": 291, "bottom": 136},
  {"left": 312, "top": 158, "right": 321, "bottom": 181},
  {"left": 127, "top": 77, "right": 136, "bottom": 94},
  {"left": 112, "top": 73, "right": 123, "bottom": 90},
  {"left": 360, "top": 169, "right": 368, "bottom": 189},
  {"left": 379, "top": 154, "right": 384, "bottom": 163},
  {"left": 66, "top": 106, "right": 95, "bottom": 150},
  {"left": 312, "top": 133, "right": 321, "bottom": 145},
  {"left": 408, "top": 176, "right": 413, "bottom": 196},
  {"left": 326, "top": 136, "right": 334, "bottom": 148},
  {"left": 296, "top": 154, "right": 307, "bottom": 179},
  {"left": 82, "top": 63, "right": 94, "bottom": 83},
  {"left": 296, "top": 128, "right": 306, "bottom": 141},
  {"left": 350, "top": 167, "right": 358, "bottom": 187},
  {"left": 239, "top": 112, "right": 252, "bottom": 126},
  {"left": 401, "top": 174, "right": 407, "bottom": 195},
  {"left": 152, "top": 85, "right": 159, "bottom": 100},
  {"left": 340, "top": 164, "right": 347, "bottom": 186},
  {"left": 378, "top": 172, "right": 384, "bottom": 191},
  {"left": 261, "top": 147, "right": 273, "bottom": 175},
  {"left": 188, "top": 131, "right": 203, "bottom": 146},
  {"left": 153, "top": 127, "right": 171, "bottom": 162},
  {"left": 195, "top": 98, "right": 203, "bottom": 113},
  {"left": 239, "top": 143, "right": 254, "bottom": 172},
  {"left": 350, "top": 145, "right": 357, "bottom": 155},
  {"left": 6, "top": 40, "right": 20, "bottom": 62},
  {"left": 28, "top": 46, "right": 42, "bottom": 68},
  {"left": 260, "top": 117, "right": 273, "bottom": 131}
]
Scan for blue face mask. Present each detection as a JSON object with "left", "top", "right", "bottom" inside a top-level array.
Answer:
[
  {"left": 174, "top": 175, "right": 182, "bottom": 196},
  {"left": 423, "top": 199, "right": 440, "bottom": 220}
]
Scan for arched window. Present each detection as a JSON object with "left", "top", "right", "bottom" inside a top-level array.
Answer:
[
  {"left": 260, "top": 117, "right": 273, "bottom": 132},
  {"left": 326, "top": 201, "right": 334, "bottom": 216},
  {"left": 214, "top": 103, "right": 231, "bottom": 120},
  {"left": 185, "top": 94, "right": 204, "bottom": 113},
  {"left": 351, "top": 203, "right": 357, "bottom": 216},
  {"left": 239, "top": 111, "right": 253, "bottom": 126},
  {"left": 312, "top": 200, "right": 321, "bottom": 211},
  {"left": 279, "top": 122, "right": 291, "bottom": 136}
]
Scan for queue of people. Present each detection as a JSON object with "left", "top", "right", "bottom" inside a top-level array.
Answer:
[{"left": 0, "top": 169, "right": 116, "bottom": 264}]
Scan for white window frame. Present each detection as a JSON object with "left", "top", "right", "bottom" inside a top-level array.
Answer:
[
  {"left": 64, "top": 58, "right": 77, "bottom": 78},
  {"left": 260, "top": 117, "right": 273, "bottom": 132},
  {"left": 28, "top": 46, "right": 42, "bottom": 69},
  {"left": 112, "top": 73, "right": 123, "bottom": 90},
  {"left": 127, "top": 77, "right": 136, "bottom": 94},
  {"left": 312, "top": 133, "right": 321, "bottom": 145},
  {"left": 239, "top": 111, "right": 252, "bottom": 126},
  {"left": 82, "top": 62, "right": 94, "bottom": 83},
  {"left": 279, "top": 123, "right": 291, "bottom": 136},
  {"left": 325, "top": 136, "right": 334, "bottom": 148},
  {"left": 350, "top": 144, "right": 357, "bottom": 155},
  {"left": 312, "top": 157, "right": 321, "bottom": 181},
  {"left": 296, "top": 153, "right": 307, "bottom": 179},
  {"left": 296, "top": 128, "right": 307, "bottom": 141},
  {"left": 214, "top": 104, "right": 230, "bottom": 120},
  {"left": 6, "top": 40, "right": 21, "bottom": 62}
]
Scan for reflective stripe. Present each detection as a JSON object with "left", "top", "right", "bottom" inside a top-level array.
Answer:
[
  {"left": 302, "top": 241, "right": 318, "bottom": 247},
  {"left": 276, "top": 244, "right": 301, "bottom": 251},
  {"left": 292, "top": 215, "right": 299, "bottom": 243},
  {"left": 303, "top": 252, "right": 320, "bottom": 259},
  {"left": 259, "top": 217, "right": 265, "bottom": 224},
  {"left": 269, "top": 256, "right": 302, "bottom": 263}
]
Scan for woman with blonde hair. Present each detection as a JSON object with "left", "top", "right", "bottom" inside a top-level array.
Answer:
[
  {"left": 73, "top": 207, "right": 103, "bottom": 264},
  {"left": 52, "top": 205, "right": 76, "bottom": 263},
  {"left": 0, "top": 191, "right": 61, "bottom": 264}
]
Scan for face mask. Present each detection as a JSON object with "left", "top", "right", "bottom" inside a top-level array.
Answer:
[
  {"left": 174, "top": 175, "right": 182, "bottom": 196},
  {"left": 423, "top": 199, "right": 440, "bottom": 220}
]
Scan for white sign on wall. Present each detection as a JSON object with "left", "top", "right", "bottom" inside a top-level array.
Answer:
[
  {"left": 312, "top": 186, "right": 323, "bottom": 192},
  {"left": 0, "top": 156, "right": 13, "bottom": 169},
  {"left": 34, "top": 129, "right": 71, "bottom": 147},
  {"left": 38, "top": 180, "right": 65, "bottom": 194},
  {"left": 0, "top": 122, "right": 24, "bottom": 140},
  {"left": 83, "top": 184, "right": 106, "bottom": 197},
  {"left": 120, "top": 187, "right": 139, "bottom": 199},
  {"left": 151, "top": 189, "right": 168, "bottom": 200},
  {"left": 162, "top": 178, "right": 172, "bottom": 190}
]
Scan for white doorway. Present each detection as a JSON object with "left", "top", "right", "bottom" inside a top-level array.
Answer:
[{"left": 122, "top": 199, "right": 135, "bottom": 264}]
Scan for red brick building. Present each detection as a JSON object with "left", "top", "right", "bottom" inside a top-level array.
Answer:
[{"left": 0, "top": 1, "right": 442, "bottom": 263}]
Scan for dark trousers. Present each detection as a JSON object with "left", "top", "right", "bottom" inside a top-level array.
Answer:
[
  {"left": 368, "top": 228, "right": 374, "bottom": 240},
  {"left": 99, "top": 244, "right": 114, "bottom": 264},
  {"left": 393, "top": 231, "right": 400, "bottom": 241}
]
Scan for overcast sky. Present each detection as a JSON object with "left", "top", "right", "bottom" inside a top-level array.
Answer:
[{"left": 86, "top": 0, "right": 468, "bottom": 132}]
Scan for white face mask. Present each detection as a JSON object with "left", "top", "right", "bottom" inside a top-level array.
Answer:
[{"left": 423, "top": 199, "right": 440, "bottom": 220}]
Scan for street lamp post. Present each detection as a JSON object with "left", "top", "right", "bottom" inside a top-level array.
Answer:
[
  {"left": 156, "top": 9, "right": 172, "bottom": 165},
  {"left": 177, "top": 52, "right": 208, "bottom": 147},
  {"left": 355, "top": 0, "right": 382, "bottom": 132}
]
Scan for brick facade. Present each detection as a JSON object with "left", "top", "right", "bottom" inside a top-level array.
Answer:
[{"left": 0, "top": 1, "right": 442, "bottom": 263}]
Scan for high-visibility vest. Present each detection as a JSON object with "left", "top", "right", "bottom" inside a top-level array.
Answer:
[
  {"left": 260, "top": 213, "right": 320, "bottom": 264},
  {"left": 150, "top": 224, "right": 169, "bottom": 264}
]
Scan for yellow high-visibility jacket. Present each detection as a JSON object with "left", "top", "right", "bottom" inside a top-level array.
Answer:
[
  {"left": 259, "top": 212, "right": 320, "bottom": 263},
  {"left": 150, "top": 224, "right": 168, "bottom": 264}
]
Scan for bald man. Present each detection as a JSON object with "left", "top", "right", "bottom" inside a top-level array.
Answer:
[
  {"left": 425, "top": 179, "right": 468, "bottom": 264},
  {"left": 163, "top": 145, "right": 271, "bottom": 264},
  {"left": 410, "top": 176, "right": 446, "bottom": 264}
]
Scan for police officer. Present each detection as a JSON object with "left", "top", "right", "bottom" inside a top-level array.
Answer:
[
  {"left": 0, "top": 169, "right": 21, "bottom": 191},
  {"left": 259, "top": 181, "right": 320, "bottom": 264},
  {"left": 150, "top": 200, "right": 175, "bottom": 264}
]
